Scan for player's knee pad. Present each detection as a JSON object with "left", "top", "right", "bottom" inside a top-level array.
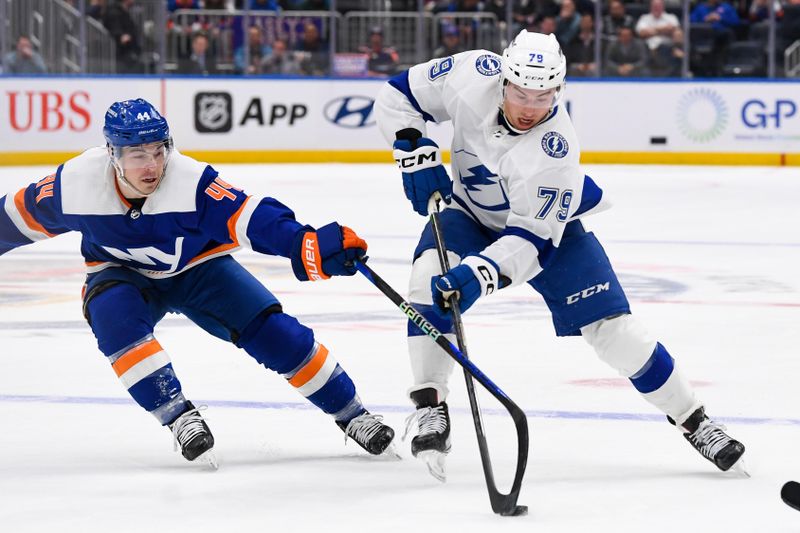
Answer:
[
  {"left": 86, "top": 283, "right": 155, "bottom": 357},
  {"left": 409, "top": 248, "right": 461, "bottom": 304},
  {"left": 238, "top": 307, "right": 315, "bottom": 374},
  {"left": 581, "top": 314, "right": 657, "bottom": 378}
]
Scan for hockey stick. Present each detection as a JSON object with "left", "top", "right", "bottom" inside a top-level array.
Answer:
[
  {"left": 354, "top": 266, "right": 528, "bottom": 514},
  {"left": 425, "top": 194, "right": 528, "bottom": 516}
]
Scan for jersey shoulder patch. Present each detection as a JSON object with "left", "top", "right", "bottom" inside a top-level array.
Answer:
[
  {"left": 475, "top": 53, "right": 501, "bottom": 76},
  {"left": 541, "top": 131, "right": 570, "bottom": 159}
]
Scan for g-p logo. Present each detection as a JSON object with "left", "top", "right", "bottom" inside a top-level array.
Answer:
[{"left": 741, "top": 99, "right": 797, "bottom": 128}]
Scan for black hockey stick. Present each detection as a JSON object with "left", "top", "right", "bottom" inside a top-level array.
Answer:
[
  {"left": 354, "top": 259, "right": 528, "bottom": 516},
  {"left": 425, "top": 194, "right": 528, "bottom": 516},
  {"left": 782, "top": 481, "right": 800, "bottom": 511}
]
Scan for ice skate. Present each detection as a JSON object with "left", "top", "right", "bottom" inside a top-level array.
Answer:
[
  {"left": 670, "top": 407, "right": 746, "bottom": 474},
  {"left": 169, "top": 402, "right": 218, "bottom": 469},
  {"left": 405, "top": 388, "right": 451, "bottom": 482},
  {"left": 338, "top": 411, "right": 396, "bottom": 456}
]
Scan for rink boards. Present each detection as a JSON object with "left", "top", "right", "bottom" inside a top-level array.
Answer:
[{"left": 0, "top": 76, "right": 799, "bottom": 166}]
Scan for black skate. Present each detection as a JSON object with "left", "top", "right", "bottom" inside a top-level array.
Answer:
[
  {"left": 669, "top": 406, "right": 746, "bottom": 473},
  {"left": 404, "top": 388, "right": 451, "bottom": 482},
  {"left": 169, "top": 401, "right": 217, "bottom": 469},
  {"left": 337, "top": 411, "right": 395, "bottom": 456}
]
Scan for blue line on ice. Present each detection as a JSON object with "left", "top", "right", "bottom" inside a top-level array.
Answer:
[{"left": 1, "top": 393, "right": 797, "bottom": 426}]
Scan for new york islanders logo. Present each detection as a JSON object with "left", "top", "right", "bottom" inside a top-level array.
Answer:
[{"left": 541, "top": 131, "right": 569, "bottom": 159}]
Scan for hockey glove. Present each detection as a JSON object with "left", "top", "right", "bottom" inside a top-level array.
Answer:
[
  {"left": 431, "top": 254, "right": 505, "bottom": 317},
  {"left": 393, "top": 128, "right": 452, "bottom": 216},
  {"left": 291, "top": 222, "right": 368, "bottom": 281}
]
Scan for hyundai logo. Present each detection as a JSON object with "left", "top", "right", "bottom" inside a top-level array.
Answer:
[{"left": 324, "top": 96, "right": 375, "bottom": 128}]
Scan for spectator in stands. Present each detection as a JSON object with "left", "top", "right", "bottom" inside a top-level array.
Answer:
[
  {"left": 250, "top": 0, "right": 280, "bottom": 10},
  {"left": 748, "top": 0, "right": 783, "bottom": 23},
  {"left": 3, "top": 35, "right": 48, "bottom": 74},
  {"left": 690, "top": 0, "right": 740, "bottom": 33},
  {"left": 261, "top": 38, "right": 302, "bottom": 74},
  {"left": 537, "top": 15, "right": 557, "bottom": 35},
  {"left": 433, "top": 24, "right": 465, "bottom": 58},
  {"left": 103, "top": 0, "right": 144, "bottom": 74},
  {"left": 512, "top": 0, "right": 558, "bottom": 34},
  {"left": 177, "top": 32, "right": 218, "bottom": 74},
  {"left": 555, "top": 0, "right": 581, "bottom": 48},
  {"left": 565, "top": 14, "right": 597, "bottom": 77},
  {"left": 168, "top": 0, "right": 200, "bottom": 10},
  {"left": 652, "top": 26, "right": 685, "bottom": 77},
  {"left": 690, "top": 0, "right": 739, "bottom": 75},
  {"left": 784, "top": 0, "right": 800, "bottom": 47},
  {"left": 234, "top": 25, "right": 272, "bottom": 74},
  {"left": 603, "top": 0, "right": 634, "bottom": 38},
  {"left": 604, "top": 25, "right": 649, "bottom": 76},
  {"left": 296, "top": 22, "right": 329, "bottom": 76},
  {"left": 360, "top": 27, "right": 399, "bottom": 78},
  {"left": 204, "top": 0, "right": 231, "bottom": 8},
  {"left": 636, "top": 0, "right": 680, "bottom": 51},
  {"left": 87, "top": 0, "right": 107, "bottom": 20}
]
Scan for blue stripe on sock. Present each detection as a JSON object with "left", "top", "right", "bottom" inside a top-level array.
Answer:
[
  {"left": 629, "top": 342, "right": 674, "bottom": 394},
  {"left": 406, "top": 304, "right": 453, "bottom": 336}
]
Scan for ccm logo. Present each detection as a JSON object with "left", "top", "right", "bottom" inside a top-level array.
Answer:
[
  {"left": 304, "top": 237, "right": 324, "bottom": 281},
  {"left": 395, "top": 151, "right": 437, "bottom": 169},
  {"left": 566, "top": 282, "right": 610, "bottom": 305}
]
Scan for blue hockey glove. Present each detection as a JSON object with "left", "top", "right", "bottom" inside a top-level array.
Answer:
[
  {"left": 392, "top": 129, "right": 452, "bottom": 216},
  {"left": 431, "top": 255, "right": 505, "bottom": 317},
  {"left": 291, "top": 222, "right": 368, "bottom": 281}
]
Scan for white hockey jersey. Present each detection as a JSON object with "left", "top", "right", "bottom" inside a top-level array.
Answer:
[{"left": 375, "top": 50, "right": 608, "bottom": 285}]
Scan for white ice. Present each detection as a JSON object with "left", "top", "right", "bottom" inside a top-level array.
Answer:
[{"left": 0, "top": 163, "right": 798, "bottom": 532}]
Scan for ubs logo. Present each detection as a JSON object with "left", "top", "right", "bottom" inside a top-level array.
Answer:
[
  {"left": 323, "top": 96, "right": 375, "bottom": 128},
  {"left": 195, "top": 92, "right": 232, "bottom": 133}
]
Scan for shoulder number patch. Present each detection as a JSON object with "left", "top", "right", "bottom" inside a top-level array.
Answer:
[
  {"left": 541, "top": 131, "right": 569, "bottom": 159},
  {"left": 428, "top": 57, "right": 454, "bottom": 80}
]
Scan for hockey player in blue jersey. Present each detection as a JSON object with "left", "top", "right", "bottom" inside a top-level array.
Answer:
[
  {"left": 375, "top": 30, "right": 745, "bottom": 480},
  {"left": 0, "top": 98, "right": 395, "bottom": 467}
]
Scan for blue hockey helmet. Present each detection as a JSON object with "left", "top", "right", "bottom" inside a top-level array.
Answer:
[{"left": 103, "top": 98, "right": 171, "bottom": 149}]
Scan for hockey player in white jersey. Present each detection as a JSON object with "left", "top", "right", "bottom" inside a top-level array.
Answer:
[
  {"left": 375, "top": 30, "right": 745, "bottom": 480},
  {"left": 0, "top": 98, "right": 396, "bottom": 466}
]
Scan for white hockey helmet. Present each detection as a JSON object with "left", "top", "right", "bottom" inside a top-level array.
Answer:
[{"left": 501, "top": 30, "right": 566, "bottom": 96}]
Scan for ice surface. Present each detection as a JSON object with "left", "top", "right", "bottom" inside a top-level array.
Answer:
[{"left": 0, "top": 163, "right": 798, "bottom": 532}]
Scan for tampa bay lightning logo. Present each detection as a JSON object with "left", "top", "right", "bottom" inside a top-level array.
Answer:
[
  {"left": 475, "top": 54, "right": 501, "bottom": 76},
  {"left": 323, "top": 96, "right": 375, "bottom": 128},
  {"left": 541, "top": 131, "right": 569, "bottom": 159},
  {"left": 454, "top": 149, "right": 509, "bottom": 211}
]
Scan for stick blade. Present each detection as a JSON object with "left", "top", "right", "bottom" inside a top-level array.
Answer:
[
  {"left": 499, "top": 505, "right": 528, "bottom": 517},
  {"left": 782, "top": 481, "right": 800, "bottom": 511}
]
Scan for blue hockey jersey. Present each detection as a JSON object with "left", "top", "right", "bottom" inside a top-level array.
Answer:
[{"left": 0, "top": 147, "right": 306, "bottom": 277}]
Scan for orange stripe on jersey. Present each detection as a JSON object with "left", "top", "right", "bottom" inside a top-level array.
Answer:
[
  {"left": 288, "top": 344, "right": 329, "bottom": 388},
  {"left": 187, "top": 197, "right": 249, "bottom": 265},
  {"left": 114, "top": 179, "right": 132, "bottom": 209},
  {"left": 112, "top": 339, "right": 163, "bottom": 377},
  {"left": 13, "top": 188, "right": 56, "bottom": 238}
]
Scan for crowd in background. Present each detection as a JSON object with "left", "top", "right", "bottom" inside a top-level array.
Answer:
[{"left": 3, "top": 0, "right": 800, "bottom": 77}]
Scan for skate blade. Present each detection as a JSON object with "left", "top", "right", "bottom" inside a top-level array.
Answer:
[
  {"left": 417, "top": 450, "right": 447, "bottom": 483},
  {"left": 195, "top": 449, "right": 219, "bottom": 470},
  {"left": 381, "top": 442, "right": 403, "bottom": 460},
  {"left": 727, "top": 457, "right": 749, "bottom": 478}
]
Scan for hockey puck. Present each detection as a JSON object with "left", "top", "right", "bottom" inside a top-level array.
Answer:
[
  {"left": 781, "top": 481, "right": 800, "bottom": 511},
  {"left": 500, "top": 505, "right": 528, "bottom": 517}
]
